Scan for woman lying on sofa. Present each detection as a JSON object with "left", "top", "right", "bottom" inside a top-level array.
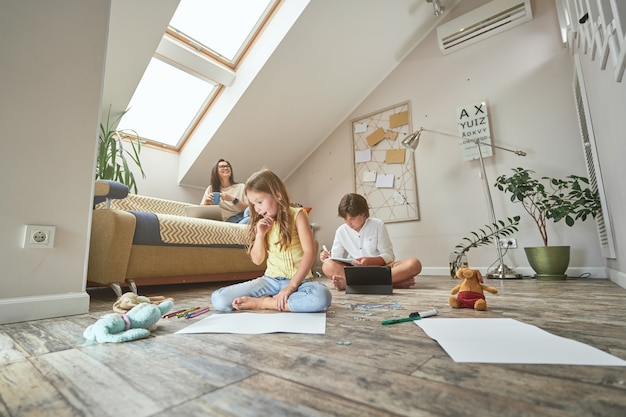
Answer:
[{"left": 200, "top": 158, "right": 250, "bottom": 223}]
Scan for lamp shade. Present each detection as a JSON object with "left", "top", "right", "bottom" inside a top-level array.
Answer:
[{"left": 401, "top": 128, "right": 423, "bottom": 150}]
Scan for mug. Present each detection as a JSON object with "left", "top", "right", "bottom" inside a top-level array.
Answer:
[{"left": 212, "top": 192, "right": 221, "bottom": 204}]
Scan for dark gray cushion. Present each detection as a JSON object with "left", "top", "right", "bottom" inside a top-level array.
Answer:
[{"left": 93, "top": 180, "right": 129, "bottom": 206}]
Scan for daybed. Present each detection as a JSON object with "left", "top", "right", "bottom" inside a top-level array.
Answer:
[{"left": 88, "top": 181, "right": 265, "bottom": 297}]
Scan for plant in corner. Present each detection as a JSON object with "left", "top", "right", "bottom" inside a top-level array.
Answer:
[
  {"left": 96, "top": 108, "right": 146, "bottom": 194},
  {"left": 493, "top": 167, "right": 601, "bottom": 280}
]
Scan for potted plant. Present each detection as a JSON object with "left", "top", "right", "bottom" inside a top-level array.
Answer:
[
  {"left": 493, "top": 167, "right": 601, "bottom": 280},
  {"left": 96, "top": 108, "right": 145, "bottom": 194}
]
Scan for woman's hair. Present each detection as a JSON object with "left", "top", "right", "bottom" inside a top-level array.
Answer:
[
  {"left": 210, "top": 158, "right": 236, "bottom": 191},
  {"left": 337, "top": 193, "right": 370, "bottom": 219},
  {"left": 245, "top": 169, "right": 293, "bottom": 251}
]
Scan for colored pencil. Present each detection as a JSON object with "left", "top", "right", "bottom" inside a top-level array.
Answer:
[
  {"left": 177, "top": 307, "right": 200, "bottom": 318},
  {"left": 186, "top": 307, "right": 210, "bottom": 319},
  {"left": 162, "top": 308, "right": 188, "bottom": 319}
]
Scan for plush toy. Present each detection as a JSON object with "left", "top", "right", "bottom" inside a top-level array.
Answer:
[
  {"left": 84, "top": 299, "right": 174, "bottom": 343},
  {"left": 112, "top": 292, "right": 173, "bottom": 314},
  {"left": 449, "top": 266, "right": 498, "bottom": 311}
]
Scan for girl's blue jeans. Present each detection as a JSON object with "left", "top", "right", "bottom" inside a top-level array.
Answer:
[{"left": 211, "top": 276, "right": 332, "bottom": 312}]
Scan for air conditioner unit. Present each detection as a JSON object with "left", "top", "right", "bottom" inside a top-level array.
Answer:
[{"left": 437, "top": 0, "right": 533, "bottom": 55}]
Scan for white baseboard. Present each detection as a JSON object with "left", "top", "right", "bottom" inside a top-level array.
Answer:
[
  {"left": 0, "top": 292, "right": 90, "bottom": 325},
  {"left": 421, "top": 266, "right": 610, "bottom": 279},
  {"left": 608, "top": 268, "right": 626, "bottom": 290}
]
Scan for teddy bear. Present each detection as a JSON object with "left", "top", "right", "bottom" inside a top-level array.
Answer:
[
  {"left": 449, "top": 266, "right": 498, "bottom": 311},
  {"left": 112, "top": 292, "right": 173, "bottom": 315},
  {"left": 83, "top": 299, "right": 174, "bottom": 343}
]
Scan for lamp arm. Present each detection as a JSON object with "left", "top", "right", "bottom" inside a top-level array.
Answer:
[
  {"left": 419, "top": 128, "right": 526, "bottom": 156},
  {"left": 488, "top": 143, "right": 526, "bottom": 157}
]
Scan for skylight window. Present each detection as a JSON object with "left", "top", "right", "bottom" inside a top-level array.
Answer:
[
  {"left": 169, "top": 0, "right": 273, "bottom": 63},
  {"left": 117, "top": 0, "right": 279, "bottom": 150},
  {"left": 117, "top": 58, "right": 216, "bottom": 147}
]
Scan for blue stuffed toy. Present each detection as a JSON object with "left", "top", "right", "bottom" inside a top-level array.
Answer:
[{"left": 84, "top": 299, "right": 174, "bottom": 343}]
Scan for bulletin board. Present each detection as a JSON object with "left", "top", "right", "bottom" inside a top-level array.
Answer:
[{"left": 351, "top": 101, "right": 419, "bottom": 223}]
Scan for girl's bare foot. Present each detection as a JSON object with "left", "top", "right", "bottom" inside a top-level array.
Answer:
[
  {"left": 393, "top": 277, "right": 416, "bottom": 289},
  {"left": 232, "top": 296, "right": 279, "bottom": 311},
  {"left": 330, "top": 275, "right": 347, "bottom": 291}
]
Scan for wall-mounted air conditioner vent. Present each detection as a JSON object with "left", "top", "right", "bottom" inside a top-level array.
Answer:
[{"left": 437, "top": 0, "right": 533, "bottom": 55}]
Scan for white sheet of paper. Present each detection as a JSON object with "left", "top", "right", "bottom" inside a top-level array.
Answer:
[
  {"left": 323, "top": 256, "right": 354, "bottom": 264},
  {"left": 375, "top": 174, "right": 394, "bottom": 188},
  {"left": 362, "top": 171, "right": 377, "bottom": 182},
  {"left": 175, "top": 312, "right": 326, "bottom": 334},
  {"left": 416, "top": 318, "right": 626, "bottom": 366},
  {"left": 392, "top": 191, "right": 406, "bottom": 204},
  {"left": 354, "top": 123, "right": 368, "bottom": 134},
  {"left": 355, "top": 149, "right": 372, "bottom": 163}
]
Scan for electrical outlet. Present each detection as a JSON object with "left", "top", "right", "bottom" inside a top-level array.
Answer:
[
  {"left": 499, "top": 238, "right": 517, "bottom": 249},
  {"left": 24, "top": 225, "right": 55, "bottom": 248}
]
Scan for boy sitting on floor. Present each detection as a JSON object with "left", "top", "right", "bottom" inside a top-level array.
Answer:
[{"left": 320, "top": 193, "right": 422, "bottom": 290}]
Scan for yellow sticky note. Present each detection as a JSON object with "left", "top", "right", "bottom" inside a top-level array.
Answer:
[
  {"left": 366, "top": 127, "right": 386, "bottom": 147},
  {"left": 385, "top": 148, "right": 406, "bottom": 164},
  {"left": 385, "top": 130, "right": 399, "bottom": 140},
  {"left": 389, "top": 111, "right": 409, "bottom": 128}
]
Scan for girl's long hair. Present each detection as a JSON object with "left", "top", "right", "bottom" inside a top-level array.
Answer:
[{"left": 245, "top": 169, "right": 293, "bottom": 252}]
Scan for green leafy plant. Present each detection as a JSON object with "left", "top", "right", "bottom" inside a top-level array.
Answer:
[
  {"left": 451, "top": 216, "right": 520, "bottom": 272},
  {"left": 96, "top": 108, "right": 145, "bottom": 194},
  {"left": 494, "top": 167, "right": 601, "bottom": 246}
]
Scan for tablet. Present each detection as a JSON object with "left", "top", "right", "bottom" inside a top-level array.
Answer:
[{"left": 344, "top": 266, "right": 393, "bottom": 295}]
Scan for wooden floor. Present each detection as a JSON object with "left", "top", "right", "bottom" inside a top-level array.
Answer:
[{"left": 1, "top": 275, "right": 626, "bottom": 417}]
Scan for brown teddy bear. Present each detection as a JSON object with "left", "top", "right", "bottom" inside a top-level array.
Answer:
[
  {"left": 449, "top": 266, "right": 498, "bottom": 311},
  {"left": 113, "top": 292, "right": 173, "bottom": 315}
]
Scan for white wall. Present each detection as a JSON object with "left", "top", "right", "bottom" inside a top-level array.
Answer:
[
  {"left": 132, "top": 146, "right": 203, "bottom": 204},
  {"left": 0, "top": 0, "right": 110, "bottom": 324},
  {"left": 287, "top": 0, "right": 607, "bottom": 278}
]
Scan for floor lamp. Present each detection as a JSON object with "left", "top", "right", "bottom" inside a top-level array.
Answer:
[{"left": 402, "top": 127, "right": 526, "bottom": 279}]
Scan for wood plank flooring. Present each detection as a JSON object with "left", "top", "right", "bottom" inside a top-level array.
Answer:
[{"left": 1, "top": 275, "right": 626, "bottom": 417}]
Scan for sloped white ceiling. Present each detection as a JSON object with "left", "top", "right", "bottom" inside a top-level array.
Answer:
[{"left": 102, "top": 0, "right": 180, "bottom": 122}]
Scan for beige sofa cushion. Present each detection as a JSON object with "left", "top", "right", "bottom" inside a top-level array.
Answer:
[{"left": 96, "top": 193, "right": 190, "bottom": 217}]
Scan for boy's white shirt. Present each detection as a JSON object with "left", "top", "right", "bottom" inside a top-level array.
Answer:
[{"left": 331, "top": 218, "right": 395, "bottom": 264}]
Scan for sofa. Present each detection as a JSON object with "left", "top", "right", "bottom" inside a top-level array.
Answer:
[{"left": 88, "top": 181, "right": 265, "bottom": 297}]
